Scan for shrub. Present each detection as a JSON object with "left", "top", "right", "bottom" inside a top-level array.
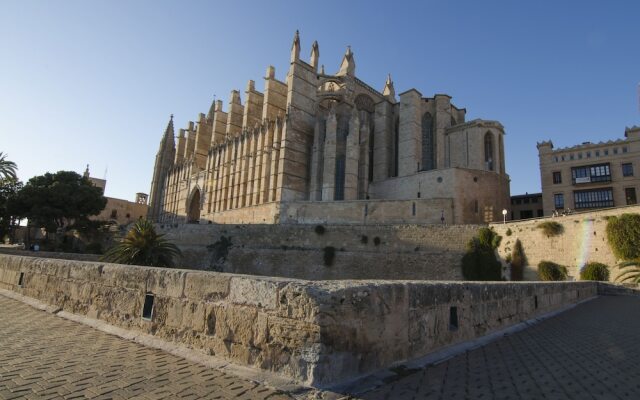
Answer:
[
  {"left": 314, "top": 225, "right": 325, "bottom": 235},
  {"left": 510, "top": 239, "right": 526, "bottom": 281},
  {"left": 373, "top": 236, "right": 381, "bottom": 246},
  {"left": 505, "top": 228, "right": 512, "bottom": 236},
  {"left": 580, "top": 262, "right": 610, "bottom": 281},
  {"left": 538, "top": 261, "right": 568, "bottom": 281},
  {"left": 537, "top": 221, "right": 563, "bottom": 237},
  {"left": 606, "top": 213, "right": 640, "bottom": 260},
  {"left": 85, "top": 242, "right": 103, "bottom": 255},
  {"left": 323, "top": 246, "right": 336, "bottom": 266},
  {"left": 461, "top": 227, "right": 503, "bottom": 281}
]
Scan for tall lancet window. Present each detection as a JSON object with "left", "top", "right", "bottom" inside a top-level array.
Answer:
[
  {"left": 421, "top": 113, "right": 435, "bottom": 171},
  {"left": 484, "top": 131, "right": 494, "bottom": 171}
]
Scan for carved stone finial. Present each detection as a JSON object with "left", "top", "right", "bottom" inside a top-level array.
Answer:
[
  {"left": 310, "top": 40, "right": 319, "bottom": 71},
  {"left": 337, "top": 45, "right": 355, "bottom": 76},
  {"left": 290, "top": 30, "right": 300, "bottom": 63}
]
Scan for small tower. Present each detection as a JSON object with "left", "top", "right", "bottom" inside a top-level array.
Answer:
[
  {"left": 148, "top": 115, "right": 176, "bottom": 221},
  {"left": 337, "top": 46, "right": 356, "bottom": 76},
  {"left": 290, "top": 30, "right": 300, "bottom": 63},
  {"left": 382, "top": 74, "right": 396, "bottom": 103},
  {"left": 310, "top": 40, "right": 319, "bottom": 71}
]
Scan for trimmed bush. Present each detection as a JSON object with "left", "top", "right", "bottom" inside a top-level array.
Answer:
[
  {"left": 580, "top": 262, "right": 610, "bottom": 281},
  {"left": 510, "top": 239, "right": 526, "bottom": 281},
  {"left": 323, "top": 246, "right": 335, "bottom": 266},
  {"left": 537, "top": 261, "right": 568, "bottom": 281},
  {"left": 461, "top": 227, "right": 503, "bottom": 281},
  {"left": 85, "top": 242, "right": 103, "bottom": 255},
  {"left": 537, "top": 221, "right": 563, "bottom": 237},
  {"left": 606, "top": 213, "right": 640, "bottom": 260}
]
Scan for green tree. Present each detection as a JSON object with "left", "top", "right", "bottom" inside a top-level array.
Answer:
[
  {"left": 0, "top": 152, "right": 17, "bottom": 181},
  {"left": 7, "top": 171, "right": 107, "bottom": 233},
  {"left": 461, "top": 227, "right": 503, "bottom": 281},
  {"left": 0, "top": 179, "right": 23, "bottom": 240},
  {"left": 102, "top": 219, "right": 181, "bottom": 267}
]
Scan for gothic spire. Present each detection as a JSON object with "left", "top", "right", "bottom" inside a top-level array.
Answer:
[
  {"left": 310, "top": 40, "right": 319, "bottom": 71},
  {"left": 162, "top": 114, "right": 175, "bottom": 149},
  {"left": 290, "top": 30, "right": 300, "bottom": 63},
  {"left": 207, "top": 97, "right": 216, "bottom": 120},
  {"left": 382, "top": 74, "right": 396, "bottom": 103},
  {"left": 337, "top": 45, "right": 355, "bottom": 76}
]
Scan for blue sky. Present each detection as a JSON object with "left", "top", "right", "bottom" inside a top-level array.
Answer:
[{"left": 1, "top": 1, "right": 638, "bottom": 201}]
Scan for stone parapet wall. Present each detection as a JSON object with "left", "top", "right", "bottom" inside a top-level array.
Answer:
[
  {"left": 160, "top": 223, "right": 480, "bottom": 280},
  {"left": 490, "top": 205, "right": 640, "bottom": 280},
  {"left": 0, "top": 254, "right": 598, "bottom": 387}
]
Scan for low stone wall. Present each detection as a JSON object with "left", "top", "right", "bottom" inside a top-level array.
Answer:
[
  {"left": 279, "top": 198, "right": 454, "bottom": 225},
  {"left": 0, "top": 247, "right": 101, "bottom": 262},
  {"left": 161, "top": 223, "right": 480, "bottom": 280},
  {"left": 491, "top": 205, "right": 640, "bottom": 280},
  {"left": 0, "top": 254, "right": 598, "bottom": 387}
]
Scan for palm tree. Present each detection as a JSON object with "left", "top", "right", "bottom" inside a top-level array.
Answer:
[
  {"left": 615, "top": 260, "right": 640, "bottom": 284},
  {"left": 102, "top": 219, "right": 181, "bottom": 267},
  {"left": 0, "top": 152, "right": 17, "bottom": 181}
]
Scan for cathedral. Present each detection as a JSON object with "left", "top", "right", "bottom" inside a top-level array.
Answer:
[{"left": 149, "top": 32, "right": 510, "bottom": 225}]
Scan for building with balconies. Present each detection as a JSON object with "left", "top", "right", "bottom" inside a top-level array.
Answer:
[{"left": 537, "top": 126, "right": 640, "bottom": 216}]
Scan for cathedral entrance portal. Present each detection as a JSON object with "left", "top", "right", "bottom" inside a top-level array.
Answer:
[{"left": 187, "top": 188, "right": 201, "bottom": 223}]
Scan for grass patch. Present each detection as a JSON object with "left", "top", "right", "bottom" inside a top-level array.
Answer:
[{"left": 537, "top": 221, "right": 563, "bottom": 237}]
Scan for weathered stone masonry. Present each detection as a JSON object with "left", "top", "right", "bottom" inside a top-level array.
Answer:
[
  {"left": 148, "top": 31, "right": 510, "bottom": 225},
  {"left": 0, "top": 254, "right": 597, "bottom": 387}
]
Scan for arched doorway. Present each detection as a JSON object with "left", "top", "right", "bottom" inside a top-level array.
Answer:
[{"left": 187, "top": 188, "right": 201, "bottom": 223}]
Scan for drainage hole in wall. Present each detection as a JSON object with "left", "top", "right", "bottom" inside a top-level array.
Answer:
[
  {"left": 534, "top": 295, "right": 538, "bottom": 309},
  {"left": 18, "top": 272, "right": 24, "bottom": 287},
  {"left": 142, "top": 293, "right": 155, "bottom": 320},
  {"left": 449, "top": 306, "right": 459, "bottom": 331}
]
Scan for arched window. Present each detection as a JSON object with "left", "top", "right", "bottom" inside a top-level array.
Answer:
[
  {"left": 498, "top": 135, "right": 504, "bottom": 174},
  {"left": 421, "top": 113, "right": 435, "bottom": 171},
  {"left": 484, "top": 132, "right": 494, "bottom": 171}
]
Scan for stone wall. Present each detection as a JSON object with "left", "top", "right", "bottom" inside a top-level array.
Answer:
[
  {"left": 490, "top": 205, "right": 640, "bottom": 280},
  {"left": 0, "top": 254, "right": 598, "bottom": 387},
  {"left": 159, "top": 223, "right": 480, "bottom": 280}
]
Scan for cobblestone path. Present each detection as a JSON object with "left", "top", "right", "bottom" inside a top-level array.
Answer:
[
  {"left": 2, "top": 294, "right": 639, "bottom": 400},
  {"left": 359, "top": 296, "right": 640, "bottom": 400},
  {"left": 0, "top": 295, "right": 292, "bottom": 400}
]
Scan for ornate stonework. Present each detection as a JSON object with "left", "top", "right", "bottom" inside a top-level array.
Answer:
[{"left": 148, "top": 32, "right": 510, "bottom": 224}]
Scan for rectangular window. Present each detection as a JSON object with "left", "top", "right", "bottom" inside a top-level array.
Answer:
[
  {"left": 570, "top": 154, "right": 575, "bottom": 160},
  {"left": 532, "top": 197, "right": 539, "bottom": 203},
  {"left": 586, "top": 151, "right": 591, "bottom": 158},
  {"left": 604, "top": 149, "right": 609, "bottom": 156},
  {"left": 520, "top": 210, "right": 533, "bottom": 219},
  {"left": 553, "top": 171, "right": 562, "bottom": 184},
  {"left": 537, "top": 209, "right": 544, "bottom": 217},
  {"left": 626, "top": 188, "right": 637, "bottom": 205},
  {"left": 524, "top": 198, "right": 530, "bottom": 204},
  {"left": 515, "top": 199, "right": 521, "bottom": 205},
  {"left": 622, "top": 163, "right": 634, "bottom": 177},
  {"left": 578, "top": 153, "right": 583, "bottom": 159},
  {"left": 571, "top": 163, "right": 611, "bottom": 184},
  {"left": 554, "top": 193, "right": 564, "bottom": 209},
  {"left": 623, "top": 146, "right": 628, "bottom": 153},
  {"left": 614, "top": 148, "right": 618, "bottom": 154},
  {"left": 595, "top": 150, "right": 600, "bottom": 157},
  {"left": 561, "top": 155, "right": 566, "bottom": 161},
  {"left": 573, "top": 188, "right": 614, "bottom": 209}
]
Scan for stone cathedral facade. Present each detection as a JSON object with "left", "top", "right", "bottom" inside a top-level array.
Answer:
[{"left": 149, "top": 32, "right": 510, "bottom": 225}]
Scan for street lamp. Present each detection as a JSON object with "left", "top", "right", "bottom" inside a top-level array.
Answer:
[{"left": 502, "top": 209, "right": 508, "bottom": 224}]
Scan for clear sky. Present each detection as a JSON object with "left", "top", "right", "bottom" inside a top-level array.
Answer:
[{"left": 1, "top": 0, "right": 638, "bottom": 201}]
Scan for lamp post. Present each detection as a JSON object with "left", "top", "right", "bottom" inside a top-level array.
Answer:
[{"left": 502, "top": 209, "right": 508, "bottom": 224}]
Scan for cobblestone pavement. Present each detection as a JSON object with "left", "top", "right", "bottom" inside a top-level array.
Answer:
[
  {"left": 358, "top": 296, "right": 640, "bottom": 400},
  {"left": 0, "top": 295, "right": 292, "bottom": 400},
  {"left": 2, "top": 295, "right": 639, "bottom": 400}
]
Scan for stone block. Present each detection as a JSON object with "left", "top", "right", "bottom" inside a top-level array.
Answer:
[
  {"left": 183, "top": 271, "right": 230, "bottom": 300},
  {"left": 228, "top": 276, "right": 284, "bottom": 309}
]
